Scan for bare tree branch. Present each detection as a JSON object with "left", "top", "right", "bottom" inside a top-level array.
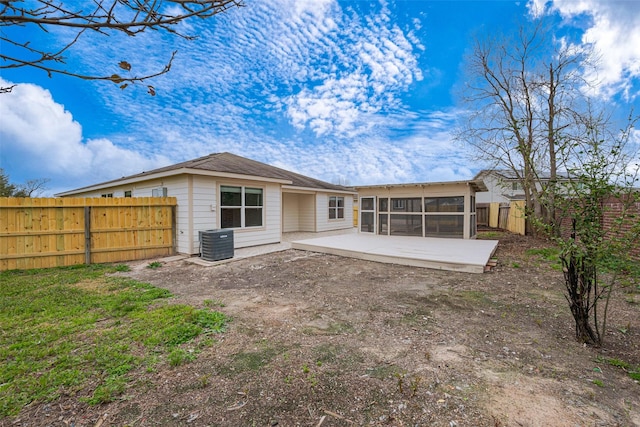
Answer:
[
  {"left": 455, "top": 19, "right": 597, "bottom": 235},
  {"left": 0, "top": 0, "right": 244, "bottom": 92}
]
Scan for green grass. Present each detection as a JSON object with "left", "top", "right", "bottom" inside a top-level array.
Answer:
[
  {"left": 595, "top": 356, "right": 640, "bottom": 383},
  {"left": 525, "top": 247, "right": 562, "bottom": 270},
  {"left": 476, "top": 231, "right": 504, "bottom": 239},
  {"left": 0, "top": 264, "right": 229, "bottom": 417}
]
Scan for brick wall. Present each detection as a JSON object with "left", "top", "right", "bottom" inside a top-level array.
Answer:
[
  {"left": 602, "top": 196, "right": 640, "bottom": 258},
  {"left": 557, "top": 195, "right": 640, "bottom": 260}
]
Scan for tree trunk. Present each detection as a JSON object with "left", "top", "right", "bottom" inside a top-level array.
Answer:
[
  {"left": 547, "top": 63, "right": 559, "bottom": 236},
  {"left": 562, "top": 252, "right": 601, "bottom": 346}
]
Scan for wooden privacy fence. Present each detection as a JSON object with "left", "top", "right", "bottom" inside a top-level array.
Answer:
[
  {"left": 0, "top": 197, "right": 177, "bottom": 271},
  {"left": 478, "top": 201, "right": 526, "bottom": 235},
  {"left": 505, "top": 201, "right": 526, "bottom": 235},
  {"left": 476, "top": 204, "right": 489, "bottom": 226}
]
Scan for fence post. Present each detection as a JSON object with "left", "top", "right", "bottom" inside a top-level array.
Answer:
[
  {"left": 84, "top": 206, "right": 91, "bottom": 265},
  {"left": 171, "top": 205, "right": 177, "bottom": 254}
]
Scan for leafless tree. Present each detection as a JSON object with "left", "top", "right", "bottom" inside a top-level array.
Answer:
[
  {"left": 0, "top": 169, "right": 50, "bottom": 197},
  {"left": 456, "top": 21, "right": 595, "bottom": 235},
  {"left": 15, "top": 178, "right": 51, "bottom": 197},
  {"left": 0, "top": 0, "right": 243, "bottom": 93}
]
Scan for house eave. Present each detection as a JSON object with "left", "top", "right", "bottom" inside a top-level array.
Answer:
[
  {"left": 56, "top": 168, "right": 292, "bottom": 196},
  {"left": 356, "top": 180, "right": 487, "bottom": 193},
  {"left": 282, "top": 185, "right": 357, "bottom": 194}
]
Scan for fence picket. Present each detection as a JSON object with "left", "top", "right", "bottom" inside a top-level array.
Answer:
[{"left": 0, "top": 197, "right": 176, "bottom": 270}]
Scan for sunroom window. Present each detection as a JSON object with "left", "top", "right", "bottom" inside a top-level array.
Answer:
[{"left": 424, "top": 196, "right": 464, "bottom": 238}]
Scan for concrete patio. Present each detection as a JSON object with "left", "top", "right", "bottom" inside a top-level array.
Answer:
[{"left": 290, "top": 230, "right": 498, "bottom": 274}]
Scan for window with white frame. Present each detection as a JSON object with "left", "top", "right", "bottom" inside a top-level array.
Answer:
[
  {"left": 152, "top": 187, "right": 168, "bottom": 197},
  {"left": 329, "top": 196, "right": 344, "bottom": 219},
  {"left": 220, "top": 186, "right": 263, "bottom": 228}
]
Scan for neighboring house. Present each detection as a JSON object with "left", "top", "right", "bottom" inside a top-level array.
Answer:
[
  {"left": 474, "top": 169, "right": 571, "bottom": 204},
  {"left": 56, "top": 152, "right": 356, "bottom": 255},
  {"left": 355, "top": 180, "right": 487, "bottom": 239}
]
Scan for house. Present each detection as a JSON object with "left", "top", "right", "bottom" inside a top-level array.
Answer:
[
  {"left": 56, "top": 152, "right": 356, "bottom": 255},
  {"left": 474, "top": 169, "right": 571, "bottom": 204},
  {"left": 355, "top": 180, "right": 487, "bottom": 239}
]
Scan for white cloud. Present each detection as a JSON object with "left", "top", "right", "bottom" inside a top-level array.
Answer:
[
  {"left": 276, "top": 2, "right": 423, "bottom": 137},
  {"left": 528, "top": 0, "right": 640, "bottom": 100},
  {"left": 1, "top": 0, "right": 476, "bottom": 192},
  {"left": 72, "top": 0, "right": 427, "bottom": 151},
  {"left": 0, "top": 79, "right": 170, "bottom": 193}
]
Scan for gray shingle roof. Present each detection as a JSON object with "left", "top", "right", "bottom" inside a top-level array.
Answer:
[{"left": 59, "top": 152, "right": 353, "bottom": 194}]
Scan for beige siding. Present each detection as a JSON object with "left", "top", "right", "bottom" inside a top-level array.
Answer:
[
  {"left": 282, "top": 193, "right": 300, "bottom": 232},
  {"left": 283, "top": 193, "right": 316, "bottom": 232},
  {"left": 298, "top": 194, "right": 315, "bottom": 231},
  {"left": 191, "top": 175, "right": 217, "bottom": 253},
  {"left": 316, "top": 193, "right": 354, "bottom": 232}
]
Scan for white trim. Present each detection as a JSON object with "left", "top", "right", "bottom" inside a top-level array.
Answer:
[
  {"left": 56, "top": 168, "right": 292, "bottom": 196},
  {"left": 282, "top": 185, "right": 356, "bottom": 195},
  {"left": 219, "top": 183, "right": 265, "bottom": 229},
  {"left": 355, "top": 180, "right": 487, "bottom": 193}
]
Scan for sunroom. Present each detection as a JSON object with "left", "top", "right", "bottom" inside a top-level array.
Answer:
[{"left": 355, "top": 180, "right": 487, "bottom": 240}]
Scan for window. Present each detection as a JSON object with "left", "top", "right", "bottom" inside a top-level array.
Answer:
[
  {"left": 425, "top": 215, "right": 464, "bottom": 238},
  {"left": 390, "top": 214, "right": 422, "bottom": 236},
  {"left": 378, "top": 214, "right": 388, "bottom": 234},
  {"left": 101, "top": 193, "right": 113, "bottom": 198},
  {"left": 391, "top": 198, "right": 421, "bottom": 212},
  {"left": 152, "top": 187, "right": 168, "bottom": 197},
  {"left": 424, "top": 196, "right": 465, "bottom": 238},
  {"left": 511, "top": 182, "right": 522, "bottom": 191},
  {"left": 384, "top": 198, "right": 423, "bottom": 236},
  {"left": 470, "top": 195, "right": 477, "bottom": 237},
  {"left": 361, "top": 197, "right": 375, "bottom": 211},
  {"left": 361, "top": 212, "right": 374, "bottom": 232},
  {"left": 124, "top": 191, "right": 132, "bottom": 197},
  {"left": 329, "top": 196, "right": 344, "bottom": 220},
  {"left": 470, "top": 214, "right": 477, "bottom": 237},
  {"left": 220, "top": 186, "right": 263, "bottom": 228},
  {"left": 360, "top": 197, "right": 375, "bottom": 233},
  {"left": 424, "top": 196, "right": 464, "bottom": 213}
]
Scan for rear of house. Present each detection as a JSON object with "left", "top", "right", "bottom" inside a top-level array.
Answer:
[{"left": 56, "top": 153, "right": 355, "bottom": 255}]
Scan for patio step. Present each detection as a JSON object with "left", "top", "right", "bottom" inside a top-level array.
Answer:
[{"left": 484, "top": 258, "right": 498, "bottom": 272}]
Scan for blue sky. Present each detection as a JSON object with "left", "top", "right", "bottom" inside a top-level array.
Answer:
[{"left": 1, "top": 0, "right": 639, "bottom": 195}]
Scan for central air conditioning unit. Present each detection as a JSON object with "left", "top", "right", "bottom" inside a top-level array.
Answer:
[{"left": 199, "top": 229, "right": 234, "bottom": 261}]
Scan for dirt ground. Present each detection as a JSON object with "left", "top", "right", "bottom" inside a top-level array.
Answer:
[{"left": 7, "top": 232, "right": 640, "bottom": 427}]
